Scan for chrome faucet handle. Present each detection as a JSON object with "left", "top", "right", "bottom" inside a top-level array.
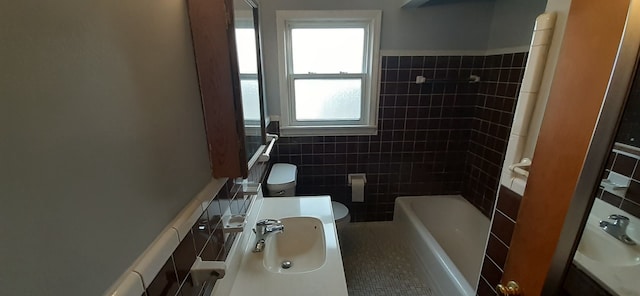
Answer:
[
  {"left": 608, "top": 214, "right": 630, "bottom": 228},
  {"left": 256, "top": 219, "right": 281, "bottom": 226},
  {"left": 254, "top": 219, "right": 283, "bottom": 235},
  {"left": 608, "top": 214, "right": 629, "bottom": 220}
]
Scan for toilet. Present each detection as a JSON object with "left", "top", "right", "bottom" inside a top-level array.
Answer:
[{"left": 266, "top": 163, "right": 351, "bottom": 227}]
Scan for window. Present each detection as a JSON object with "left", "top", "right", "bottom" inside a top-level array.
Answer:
[
  {"left": 276, "top": 11, "right": 382, "bottom": 136},
  {"left": 234, "top": 11, "right": 261, "bottom": 124}
]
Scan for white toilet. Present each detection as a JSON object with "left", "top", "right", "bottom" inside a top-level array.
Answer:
[{"left": 266, "top": 163, "right": 351, "bottom": 227}]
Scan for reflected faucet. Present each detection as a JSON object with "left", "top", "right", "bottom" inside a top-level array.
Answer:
[
  {"left": 599, "top": 214, "right": 636, "bottom": 245},
  {"left": 252, "top": 219, "right": 284, "bottom": 252}
]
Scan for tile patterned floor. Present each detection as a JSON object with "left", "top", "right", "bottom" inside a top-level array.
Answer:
[{"left": 339, "top": 222, "right": 436, "bottom": 296}]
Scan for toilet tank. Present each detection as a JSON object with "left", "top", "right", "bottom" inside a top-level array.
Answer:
[{"left": 266, "top": 163, "right": 297, "bottom": 196}]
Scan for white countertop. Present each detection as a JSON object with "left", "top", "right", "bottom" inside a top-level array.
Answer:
[
  {"left": 573, "top": 199, "right": 640, "bottom": 296},
  {"left": 224, "top": 195, "right": 348, "bottom": 296}
]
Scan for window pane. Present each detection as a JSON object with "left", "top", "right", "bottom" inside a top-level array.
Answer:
[
  {"left": 240, "top": 78, "right": 261, "bottom": 121},
  {"left": 291, "top": 28, "right": 364, "bottom": 74},
  {"left": 235, "top": 28, "right": 258, "bottom": 74},
  {"left": 294, "top": 79, "right": 362, "bottom": 121}
]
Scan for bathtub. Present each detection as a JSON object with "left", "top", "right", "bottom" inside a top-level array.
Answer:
[{"left": 394, "top": 195, "right": 490, "bottom": 296}]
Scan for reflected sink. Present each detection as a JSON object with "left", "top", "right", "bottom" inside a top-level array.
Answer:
[
  {"left": 577, "top": 225, "right": 640, "bottom": 266},
  {"left": 263, "top": 217, "right": 326, "bottom": 273}
]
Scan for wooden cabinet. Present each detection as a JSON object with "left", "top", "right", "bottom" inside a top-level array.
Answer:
[{"left": 187, "top": 0, "right": 248, "bottom": 178}]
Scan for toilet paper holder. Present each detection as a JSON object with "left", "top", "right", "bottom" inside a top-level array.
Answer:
[{"left": 348, "top": 174, "right": 367, "bottom": 185}]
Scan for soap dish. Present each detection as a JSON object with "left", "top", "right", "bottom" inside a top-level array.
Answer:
[{"left": 223, "top": 214, "right": 246, "bottom": 233}]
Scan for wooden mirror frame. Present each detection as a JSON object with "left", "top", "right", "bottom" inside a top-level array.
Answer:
[{"left": 187, "top": 0, "right": 269, "bottom": 178}]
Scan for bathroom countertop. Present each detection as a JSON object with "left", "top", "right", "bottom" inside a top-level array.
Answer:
[
  {"left": 573, "top": 199, "right": 640, "bottom": 296},
  {"left": 226, "top": 196, "right": 348, "bottom": 296}
]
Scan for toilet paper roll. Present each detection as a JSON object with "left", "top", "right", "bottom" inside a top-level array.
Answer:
[{"left": 351, "top": 178, "right": 365, "bottom": 202}]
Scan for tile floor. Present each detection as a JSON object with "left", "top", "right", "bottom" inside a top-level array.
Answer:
[{"left": 339, "top": 222, "right": 436, "bottom": 296}]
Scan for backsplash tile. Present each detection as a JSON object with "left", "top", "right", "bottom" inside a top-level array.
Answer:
[
  {"left": 145, "top": 256, "right": 180, "bottom": 296},
  {"left": 597, "top": 144, "right": 640, "bottom": 218},
  {"left": 144, "top": 161, "right": 269, "bottom": 296}
]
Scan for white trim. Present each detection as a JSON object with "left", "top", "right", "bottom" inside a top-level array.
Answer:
[
  {"left": 380, "top": 46, "right": 530, "bottom": 57},
  {"left": 276, "top": 10, "right": 381, "bottom": 136},
  {"left": 103, "top": 178, "right": 227, "bottom": 296},
  {"left": 614, "top": 142, "right": 640, "bottom": 158},
  {"left": 280, "top": 125, "right": 378, "bottom": 137},
  {"left": 380, "top": 49, "right": 488, "bottom": 56},
  {"left": 247, "top": 144, "right": 266, "bottom": 169},
  {"left": 485, "top": 46, "right": 531, "bottom": 55}
]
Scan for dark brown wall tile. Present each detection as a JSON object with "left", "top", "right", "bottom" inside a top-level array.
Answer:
[
  {"left": 626, "top": 180, "right": 640, "bottom": 204},
  {"left": 621, "top": 200, "right": 640, "bottom": 218},
  {"left": 176, "top": 274, "right": 204, "bottom": 296},
  {"left": 497, "top": 186, "right": 522, "bottom": 220},
  {"left": 477, "top": 277, "right": 497, "bottom": 296},
  {"left": 173, "top": 231, "right": 196, "bottom": 282},
  {"left": 480, "top": 256, "right": 503, "bottom": 289},
  {"left": 612, "top": 154, "right": 637, "bottom": 177},
  {"left": 563, "top": 264, "right": 613, "bottom": 296},
  {"left": 271, "top": 53, "right": 525, "bottom": 223},
  {"left": 146, "top": 256, "right": 179, "bottom": 296},
  {"left": 144, "top": 162, "right": 267, "bottom": 296},
  {"left": 491, "top": 211, "right": 516, "bottom": 246},
  {"left": 486, "top": 234, "right": 509, "bottom": 268},
  {"left": 600, "top": 191, "right": 623, "bottom": 207}
]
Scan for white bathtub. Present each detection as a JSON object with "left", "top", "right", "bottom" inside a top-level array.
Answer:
[{"left": 394, "top": 195, "right": 490, "bottom": 296}]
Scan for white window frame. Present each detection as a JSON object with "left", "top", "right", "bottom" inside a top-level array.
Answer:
[{"left": 276, "top": 10, "right": 382, "bottom": 136}]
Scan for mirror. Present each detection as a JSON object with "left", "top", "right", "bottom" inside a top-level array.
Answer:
[
  {"left": 233, "top": 0, "right": 267, "bottom": 163},
  {"left": 565, "top": 59, "right": 640, "bottom": 295}
]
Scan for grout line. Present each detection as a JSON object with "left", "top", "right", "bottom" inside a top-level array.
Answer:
[{"left": 496, "top": 209, "right": 516, "bottom": 224}]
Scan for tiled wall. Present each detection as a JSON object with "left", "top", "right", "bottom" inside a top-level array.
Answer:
[
  {"left": 272, "top": 53, "right": 526, "bottom": 221},
  {"left": 477, "top": 186, "right": 522, "bottom": 296},
  {"left": 562, "top": 264, "right": 612, "bottom": 296},
  {"left": 142, "top": 161, "right": 268, "bottom": 296},
  {"left": 596, "top": 144, "right": 640, "bottom": 218},
  {"left": 615, "top": 64, "right": 640, "bottom": 147},
  {"left": 273, "top": 55, "right": 481, "bottom": 221},
  {"left": 463, "top": 53, "right": 527, "bottom": 217}
]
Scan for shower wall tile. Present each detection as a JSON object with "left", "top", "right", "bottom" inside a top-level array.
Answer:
[
  {"left": 272, "top": 54, "right": 481, "bottom": 221},
  {"left": 272, "top": 52, "right": 527, "bottom": 222},
  {"left": 463, "top": 53, "right": 527, "bottom": 218}
]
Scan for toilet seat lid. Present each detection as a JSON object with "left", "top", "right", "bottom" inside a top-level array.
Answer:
[
  {"left": 332, "top": 201, "right": 349, "bottom": 220},
  {"left": 267, "top": 163, "right": 297, "bottom": 185}
]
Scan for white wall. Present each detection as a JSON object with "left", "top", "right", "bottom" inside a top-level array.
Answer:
[
  {"left": 0, "top": 0, "right": 211, "bottom": 295},
  {"left": 487, "top": 0, "right": 548, "bottom": 50},
  {"left": 259, "top": 0, "right": 497, "bottom": 116}
]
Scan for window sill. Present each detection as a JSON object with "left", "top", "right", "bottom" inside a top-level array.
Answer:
[{"left": 279, "top": 125, "right": 378, "bottom": 137}]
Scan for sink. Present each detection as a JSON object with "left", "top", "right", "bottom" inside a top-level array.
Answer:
[
  {"left": 577, "top": 225, "right": 640, "bottom": 266},
  {"left": 263, "top": 216, "right": 326, "bottom": 273}
]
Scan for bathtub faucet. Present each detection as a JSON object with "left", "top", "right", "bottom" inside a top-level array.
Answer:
[{"left": 252, "top": 219, "right": 285, "bottom": 252}]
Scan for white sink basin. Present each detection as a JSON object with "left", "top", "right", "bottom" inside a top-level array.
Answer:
[
  {"left": 577, "top": 225, "right": 640, "bottom": 267},
  {"left": 263, "top": 216, "right": 326, "bottom": 273}
]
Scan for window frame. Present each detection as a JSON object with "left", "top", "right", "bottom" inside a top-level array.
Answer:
[{"left": 276, "top": 10, "right": 382, "bottom": 136}]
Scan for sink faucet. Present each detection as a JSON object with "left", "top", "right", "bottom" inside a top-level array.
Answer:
[
  {"left": 599, "top": 214, "right": 636, "bottom": 245},
  {"left": 252, "top": 219, "right": 284, "bottom": 252}
]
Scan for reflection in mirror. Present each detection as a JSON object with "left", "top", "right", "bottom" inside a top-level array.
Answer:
[
  {"left": 234, "top": 0, "right": 265, "bottom": 163},
  {"left": 566, "top": 60, "right": 640, "bottom": 295}
]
